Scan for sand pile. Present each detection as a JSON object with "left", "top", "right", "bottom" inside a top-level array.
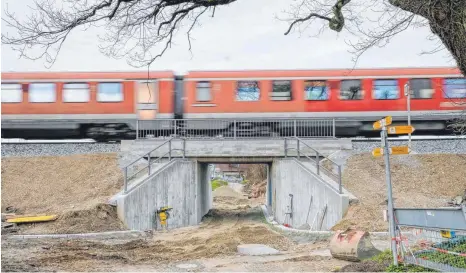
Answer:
[
  {"left": 2, "top": 153, "right": 126, "bottom": 234},
  {"left": 333, "top": 153, "right": 466, "bottom": 231}
]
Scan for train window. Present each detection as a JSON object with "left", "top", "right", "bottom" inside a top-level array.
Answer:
[
  {"left": 304, "top": 80, "right": 329, "bottom": 100},
  {"left": 29, "top": 83, "right": 56, "bottom": 103},
  {"left": 373, "top": 79, "right": 399, "bottom": 100},
  {"left": 271, "top": 80, "right": 292, "bottom": 101},
  {"left": 443, "top": 78, "right": 466, "bottom": 99},
  {"left": 1, "top": 83, "right": 23, "bottom": 103},
  {"left": 236, "top": 81, "right": 260, "bottom": 101},
  {"left": 196, "top": 81, "right": 211, "bottom": 101},
  {"left": 340, "top": 80, "right": 363, "bottom": 100},
  {"left": 97, "top": 82, "right": 123, "bottom": 102},
  {"left": 63, "top": 83, "right": 90, "bottom": 102},
  {"left": 409, "top": 79, "right": 434, "bottom": 99}
]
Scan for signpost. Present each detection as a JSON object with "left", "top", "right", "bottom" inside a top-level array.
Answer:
[{"left": 372, "top": 116, "right": 415, "bottom": 266}]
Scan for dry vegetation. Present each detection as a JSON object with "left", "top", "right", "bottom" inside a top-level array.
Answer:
[
  {"left": 333, "top": 153, "right": 466, "bottom": 231},
  {"left": 1, "top": 153, "right": 125, "bottom": 234},
  {"left": 243, "top": 164, "right": 267, "bottom": 198}
]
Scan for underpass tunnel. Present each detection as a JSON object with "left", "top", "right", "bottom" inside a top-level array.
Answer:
[{"left": 197, "top": 161, "right": 272, "bottom": 218}]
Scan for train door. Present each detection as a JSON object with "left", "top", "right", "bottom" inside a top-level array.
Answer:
[{"left": 136, "top": 80, "right": 158, "bottom": 120}]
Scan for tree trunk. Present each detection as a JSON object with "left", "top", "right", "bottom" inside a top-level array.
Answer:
[{"left": 390, "top": 0, "right": 466, "bottom": 76}]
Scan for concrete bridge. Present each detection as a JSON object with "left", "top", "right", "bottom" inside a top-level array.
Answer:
[{"left": 112, "top": 137, "right": 355, "bottom": 231}]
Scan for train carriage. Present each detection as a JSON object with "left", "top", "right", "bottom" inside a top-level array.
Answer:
[{"left": 1, "top": 67, "right": 465, "bottom": 140}]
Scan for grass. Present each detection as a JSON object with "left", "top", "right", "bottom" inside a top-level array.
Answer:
[
  {"left": 211, "top": 179, "right": 228, "bottom": 191},
  {"left": 367, "top": 250, "right": 436, "bottom": 272}
]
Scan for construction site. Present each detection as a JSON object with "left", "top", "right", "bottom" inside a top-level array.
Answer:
[{"left": 2, "top": 146, "right": 466, "bottom": 272}]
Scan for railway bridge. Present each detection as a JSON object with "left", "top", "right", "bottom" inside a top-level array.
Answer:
[{"left": 112, "top": 121, "right": 356, "bottom": 232}]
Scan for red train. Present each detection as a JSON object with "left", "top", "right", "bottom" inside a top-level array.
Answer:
[{"left": 1, "top": 67, "right": 465, "bottom": 140}]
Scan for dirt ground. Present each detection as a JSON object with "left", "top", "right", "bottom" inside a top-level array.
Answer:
[
  {"left": 2, "top": 185, "right": 355, "bottom": 272},
  {"left": 1, "top": 153, "right": 126, "bottom": 234},
  {"left": 332, "top": 153, "right": 466, "bottom": 231}
]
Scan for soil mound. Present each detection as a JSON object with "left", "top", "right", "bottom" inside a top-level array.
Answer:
[
  {"left": 212, "top": 185, "right": 246, "bottom": 199},
  {"left": 18, "top": 204, "right": 125, "bottom": 234}
]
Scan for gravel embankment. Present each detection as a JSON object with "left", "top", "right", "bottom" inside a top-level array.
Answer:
[
  {"left": 352, "top": 139, "right": 466, "bottom": 154},
  {"left": 1, "top": 143, "right": 120, "bottom": 157}
]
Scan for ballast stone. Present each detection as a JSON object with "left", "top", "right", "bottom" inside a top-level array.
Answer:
[{"left": 237, "top": 244, "right": 280, "bottom": 256}]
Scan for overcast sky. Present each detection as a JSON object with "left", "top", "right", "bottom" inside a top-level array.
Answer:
[{"left": 1, "top": 0, "right": 457, "bottom": 73}]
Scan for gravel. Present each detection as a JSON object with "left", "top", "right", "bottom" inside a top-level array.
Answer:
[
  {"left": 352, "top": 139, "right": 466, "bottom": 154},
  {"left": 1, "top": 143, "right": 120, "bottom": 157}
]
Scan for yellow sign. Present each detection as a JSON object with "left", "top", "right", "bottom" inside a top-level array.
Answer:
[
  {"left": 372, "top": 147, "right": 384, "bottom": 157},
  {"left": 372, "top": 146, "right": 410, "bottom": 157},
  {"left": 373, "top": 116, "right": 393, "bottom": 130},
  {"left": 387, "top": 125, "right": 415, "bottom": 135}
]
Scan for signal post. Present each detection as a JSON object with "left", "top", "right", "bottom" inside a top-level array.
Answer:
[{"left": 372, "top": 116, "right": 415, "bottom": 266}]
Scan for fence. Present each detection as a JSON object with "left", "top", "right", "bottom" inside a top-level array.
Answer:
[
  {"left": 284, "top": 137, "right": 343, "bottom": 194},
  {"left": 394, "top": 207, "right": 466, "bottom": 272},
  {"left": 136, "top": 118, "right": 336, "bottom": 139},
  {"left": 123, "top": 138, "right": 186, "bottom": 193}
]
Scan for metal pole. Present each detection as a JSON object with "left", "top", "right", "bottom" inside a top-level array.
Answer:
[
  {"left": 148, "top": 153, "right": 151, "bottom": 175},
  {"left": 382, "top": 127, "right": 398, "bottom": 266},
  {"left": 316, "top": 151, "right": 320, "bottom": 175},
  {"left": 297, "top": 139, "right": 300, "bottom": 159},
  {"left": 332, "top": 118, "right": 336, "bottom": 138},
  {"left": 284, "top": 138, "right": 288, "bottom": 158},
  {"left": 294, "top": 120, "right": 297, "bottom": 137},
  {"left": 174, "top": 119, "right": 177, "bottom": 137},
  {"left": 338, "top": 165, "right": 342, "bottom": 194},
  {"left": 124, "top": 167, "right": 128, "bottom": 193},
  {"left": 136, "top": 119, "right": 139, "bottom": 140},
  {"left": 168, "top": 140, "right": 172, "bottom": 160},
  {"left": 404, "top": 83, "right": 411, "bottom": 149}
]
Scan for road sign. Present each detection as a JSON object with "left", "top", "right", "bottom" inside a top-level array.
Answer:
[
  {"left": 373, "top": 116, "right": 393, "bottom": 130},
  {"left": 372, "top": 146, "right": 410, "bottom": 157},
  {"left": 387, "top": 125, "right": 415, "bottom": 135}
]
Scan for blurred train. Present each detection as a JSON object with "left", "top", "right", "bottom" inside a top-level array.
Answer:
[{"left": 1, "top": 67, "right": 465, "bottom": 140}]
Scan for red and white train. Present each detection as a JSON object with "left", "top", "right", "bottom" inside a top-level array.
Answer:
[{"left": 1, "top": 67, "right": 465, "bottom": 140}]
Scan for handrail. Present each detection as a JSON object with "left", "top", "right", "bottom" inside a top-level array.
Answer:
[
  {"left": 123, "top": 137, "right": 186, "bottom": 193},
  {"left": 284, "top": 137, "right": 343, "bottom": 194}
]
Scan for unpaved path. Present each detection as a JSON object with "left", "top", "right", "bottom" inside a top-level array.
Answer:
[{"left": 2, "top": 186, "right": 354, "bottom": 272}]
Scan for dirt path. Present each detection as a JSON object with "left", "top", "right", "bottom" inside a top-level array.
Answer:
[{"left": 2, "top": 186, "right": 352, "bottom": 272}]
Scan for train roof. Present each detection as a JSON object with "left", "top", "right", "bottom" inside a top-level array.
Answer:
[{"left": 1, "top": 66, "right": 463, "bottom": 81}]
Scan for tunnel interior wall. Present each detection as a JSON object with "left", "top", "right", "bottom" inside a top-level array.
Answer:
[
  {"left": 271, "top": 158, "right": 350, "bottom": 230},
  {"left": 116, "top": 159, "right": 212, "bottom": 231}
]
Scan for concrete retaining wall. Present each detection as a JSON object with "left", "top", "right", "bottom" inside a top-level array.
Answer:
[
  {"left": 271, "top": 158, "right": 350, "bottom": 230},
  {"left": 116, "top": 159, "right": 211, "bottom": 231}
]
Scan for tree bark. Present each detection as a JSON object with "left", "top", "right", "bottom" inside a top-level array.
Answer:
[{"left": 390, "top": 0, "right": 466, "bottom": 75}]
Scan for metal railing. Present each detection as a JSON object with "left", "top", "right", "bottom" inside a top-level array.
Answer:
[
  {"left": 123, "top": 137, "right": 186, "bottom": 193},
  {"left": 136, "top": 118, "right": 336, "bottom": 140},
  {"left": 284, "top": 137, "right": 342, "bottom": 194}
]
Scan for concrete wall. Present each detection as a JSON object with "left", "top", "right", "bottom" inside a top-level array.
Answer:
[
  {"left": 120, "top": 138, "right": 352, "bottom": 159},
  {"left": 271, "top": 158, "right": 350, "bottom": 230},
  {"left": 116, "top": 159, "right": 212, "bottom": 231}
]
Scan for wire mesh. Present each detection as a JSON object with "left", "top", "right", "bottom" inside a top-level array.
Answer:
[
  {"left": 136, "top": 118, "right": 335, "bottom": 139},
  {"left": 397, "top": 226, "right": 466, "bottom": 272}
]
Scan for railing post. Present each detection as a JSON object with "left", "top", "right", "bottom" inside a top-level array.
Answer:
[
  {"left": 332, "top": 118, "right": 336, "bottom": 138},
  {"left": 233, "top": 120, "right": 237, "bottom": 139},
  {"left": 338, "top": 165, "right": 342, "bottom": 194},
  {"left": 169, "top": 140, "right": 172, "bottom": 160},
  {"left": 293, "top": 120, "right": 297, "bottom": 137},
  {"left": 124, "top": 167, "right": 128, "bottom": 193},
  {"left": 183, "top": 139, "right": 186, "bottom": 158},
  {"left": 136, "top": 119, "right": 139, "bottom": 140},
  {"left": 284, "top": 138, "right": 288, "bottom": 158},
  {"left": 148, "top": 152, "right": 151, "bottom": 175},
  {"left": 297, "top": 139, "right": 300, "bottom": 159},
  {"left": 316, "top": 151, "right": 320, "bottom": 175},
  {"left": 174, "top": 119, "right": 177, "bottom": 137}
]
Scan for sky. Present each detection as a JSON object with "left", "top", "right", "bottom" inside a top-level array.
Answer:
[{"left": 0, "top": 0, "right": 458, "bottom": 73}]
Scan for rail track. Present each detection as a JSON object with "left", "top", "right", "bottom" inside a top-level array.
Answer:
[{"left": 2, "top": 135, "right": 465, "bottom": 144}]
